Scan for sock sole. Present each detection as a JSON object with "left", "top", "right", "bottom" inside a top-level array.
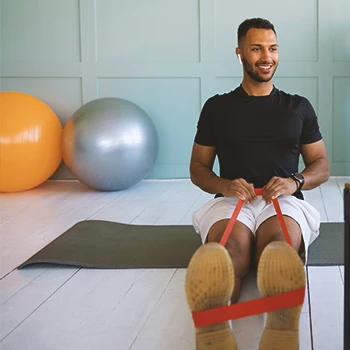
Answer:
[
  {"left": 257, "top": 241, "right": 306, "bottom": 350},
  {"left": 185, "top": 242, "right": 237, "bottom": 350}
]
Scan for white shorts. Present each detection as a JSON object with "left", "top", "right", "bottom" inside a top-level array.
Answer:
[{"left": 192, "top": 195, "right": 320, "bottom": 263}]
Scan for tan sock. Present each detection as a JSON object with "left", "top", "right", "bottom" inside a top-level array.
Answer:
[
  {"left": 185, "top": 243, "right": 237, "bottom": 350},
  {"left": 257, "top": 241, "right": 306, "bottom": 350}
]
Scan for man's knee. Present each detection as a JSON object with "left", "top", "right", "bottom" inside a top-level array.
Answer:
[
  {"left": 257, "top": 215, "right": 302, "bottom": 244},
  {"left": 255, "top": 215, "right": 305, "bottom": 264},
  {"left": 225, "top": 234, "right": 252, "bottom": 256},
  {"left": 207, "top": 220, "right": 253, "bottom": 248},
  {"left": 207, "top": 220, "right": 254, "bottom": 276},
  {"left": 207, "top": 219, "right": 230, "bottom": 243}
]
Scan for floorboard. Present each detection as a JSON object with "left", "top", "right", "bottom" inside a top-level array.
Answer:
[
  {"left": 1, "top": 267, "right": 78, "bottom": 341},
  {"left": 302, "top": 188, "right": 328, "bottom": 223},
  {"left": 308, "top": 266, "right": 344, "bottom": 350},
  {"left": 320, "top": 179, "right": 344, "bottom": 222}
]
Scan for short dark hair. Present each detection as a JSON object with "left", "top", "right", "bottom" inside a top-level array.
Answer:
[{"left": 237, "top": 18, "right": 276, "bottom": 45}]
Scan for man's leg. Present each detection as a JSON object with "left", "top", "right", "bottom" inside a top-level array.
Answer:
[
  {"left": 255, "top": 215, "right": 306, "bottom": 350},
  {"left": 185, "top": 216, "right": 253, "bottom": 350},
  {"left": 255, "top": 215, "right": 305, "bottom": 266},
  {"left": 186, "top": 198, "right": 255, "bottom": 349},
  {"left": 208, "top": 220, "right": 255, "bottom": 303},
  {"left": 185, "top": 242, "right": 237, "bottom": 350}
]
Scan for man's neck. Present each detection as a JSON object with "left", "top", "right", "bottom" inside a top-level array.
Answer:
[{"left": 241, "top": 79, "right": 274, "bottom": 96}]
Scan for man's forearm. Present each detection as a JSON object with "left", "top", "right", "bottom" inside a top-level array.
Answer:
[
  {"left": 301, "top": 157, "right": 330, "bottom": 190},
  {"left": 190, "top": 163, "right": 229, "bottom": 195}
]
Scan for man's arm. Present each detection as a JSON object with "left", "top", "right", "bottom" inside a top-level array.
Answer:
[
  {"left": 299, "top": 139, "right": 330, "bottom": 190},
  {"left": 263, "top": 139, "right": 330, "bottom": 203},
  {"left": 190, "top": 143, "right": 222, "bottom": 194},
  {"left": 190, "top": 142, "right": 256, "bottom": 202}
]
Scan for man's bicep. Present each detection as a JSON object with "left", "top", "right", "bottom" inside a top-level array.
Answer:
[
  {"left": 300, "top": 139, "right": 329, "bottom": 166},
  {"left": 190, "top": 142, "right": 216, "bottom": 170}
]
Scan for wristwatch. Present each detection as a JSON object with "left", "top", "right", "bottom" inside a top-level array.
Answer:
[{"left": 290, "top": 173, "right": 305, "bottom": 191}]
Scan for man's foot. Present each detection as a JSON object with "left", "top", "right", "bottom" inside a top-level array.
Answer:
[
  {"left": 185, "top": 242, "right": 237, "bottom": 350},
  {"left": 257, "top": 241, "right": 306, "bottom": 350}
]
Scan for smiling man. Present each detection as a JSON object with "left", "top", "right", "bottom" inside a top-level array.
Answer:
[
  {"left": 239, "top": 29, "right": 278, "bottom": 85},
  {"left": 185, "top": 18, "right": 329, "bottom": 349}
]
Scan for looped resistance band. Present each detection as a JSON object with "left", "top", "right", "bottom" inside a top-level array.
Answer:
[
  {"left": 220, "top": 188, "right": 292, "bottom": 247},
  {"left": 191, "top": 188, "right": 305, "bottom": 328}
]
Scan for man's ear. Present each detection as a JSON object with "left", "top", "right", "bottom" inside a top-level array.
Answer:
[{"left": 236, "top": 48, "right": 242, "bottom": 64}]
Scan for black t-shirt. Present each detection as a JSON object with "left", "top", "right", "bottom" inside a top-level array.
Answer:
[{"left": 194, "top": 85, "right": 322, "bottom": 198}]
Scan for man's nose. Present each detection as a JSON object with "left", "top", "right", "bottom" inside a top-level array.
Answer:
[{"left": 261, "top": 49, "right": 271, "bottom": 61}]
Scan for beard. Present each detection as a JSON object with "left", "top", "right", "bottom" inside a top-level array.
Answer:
[{"left": 242, "top": 57, "right": 278, "bottom": 83}]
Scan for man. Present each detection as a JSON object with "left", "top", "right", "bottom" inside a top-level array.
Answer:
[{"left": 185, "top": 18, "right": 329, "bottom": 349}]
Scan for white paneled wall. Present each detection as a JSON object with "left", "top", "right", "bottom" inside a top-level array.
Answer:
[{"left": 1, "top": 0, "right": 349, "bottom": 178}]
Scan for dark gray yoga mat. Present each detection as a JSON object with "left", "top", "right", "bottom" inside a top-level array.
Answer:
[{"left": 18, "top": 221, "right": 344, "bottom": 269}]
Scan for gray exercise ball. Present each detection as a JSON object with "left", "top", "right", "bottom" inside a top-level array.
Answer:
[{"left": 62, "top": 97, "right": 158, "bottom": 191}]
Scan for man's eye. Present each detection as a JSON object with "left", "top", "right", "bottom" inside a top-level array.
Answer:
[
  {"left": 252, "top": 48, "right": 260, "bottom": 51},
  {"left": 270, "top": 48, "right": 277, "bottom": 51}
]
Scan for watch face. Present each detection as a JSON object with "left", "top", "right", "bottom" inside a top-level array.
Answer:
[
  {"left": 295, "top": 174, "right": 304, "bottom": 181},
  {"left": 292, "top": 173, "right": 305, "bottom": 190}
]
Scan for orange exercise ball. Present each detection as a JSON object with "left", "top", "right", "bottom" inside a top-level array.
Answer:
[{"left": 0, "top": 92, "right": 63, "bottom": 192}]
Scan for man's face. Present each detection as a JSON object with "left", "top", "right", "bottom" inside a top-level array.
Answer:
[{"left": 239, "top": 28, "right": 279, "bottom": 83}]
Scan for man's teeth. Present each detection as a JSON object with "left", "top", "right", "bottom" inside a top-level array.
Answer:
[{"left": 260, "top": 66, "right": 271, "bottom": 69}]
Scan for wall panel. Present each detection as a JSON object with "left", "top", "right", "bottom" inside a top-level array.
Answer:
[
  {"left": 215, "top": 77, "right": 242, "bottom": 96},
  {"left": 330, "top": 0, "right": 350, "bottom": 62},
  {"left": 1, "top": 0, "right": 81, "bottom": 62},
  {"left": 1, "top": 77, "right": 82, "bottom": 124},
  {"left": 95, "top": 0, "right": 200, "bottom": 62},
  {"left": 98, "top": 77, "right": 201, "bottom": 177},
  {"left": 214, "top": 0, "right": 318, "bottom": 62},
  {"left": 333, "top": 77, "right": 350, "bottom": 163}
]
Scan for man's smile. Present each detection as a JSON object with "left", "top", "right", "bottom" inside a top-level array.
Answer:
[{"left": 257, "top": 63, "right": 274, "bottom": 73}]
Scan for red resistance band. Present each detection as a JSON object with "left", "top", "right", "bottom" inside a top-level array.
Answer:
[{"left": 192, "top": 188, "right": 305, "bottom": 328}]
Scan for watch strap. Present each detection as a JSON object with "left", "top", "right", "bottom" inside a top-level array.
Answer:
[{"left": 290, "top": 173, "right": 305, "bottom": 191}]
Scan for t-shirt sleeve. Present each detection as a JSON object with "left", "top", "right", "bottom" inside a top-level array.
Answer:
[
  {"left": 194, "top": 97, "right": 217, "bottom": 146},
  {"left": 299, "top": 97, "right": 323, "bottom": 144}
]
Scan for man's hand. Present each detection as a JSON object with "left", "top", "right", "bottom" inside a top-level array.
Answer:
[
  {"left": 263, "top": 176, "right": 298, "bottom": 204},
  {"left": 220, "top": 178, "right": 257, "bottom": 203}
]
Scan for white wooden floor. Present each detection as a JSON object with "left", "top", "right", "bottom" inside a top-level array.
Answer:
[{"left": 0, "top": 177, "right": 348, "bottom": 350}]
